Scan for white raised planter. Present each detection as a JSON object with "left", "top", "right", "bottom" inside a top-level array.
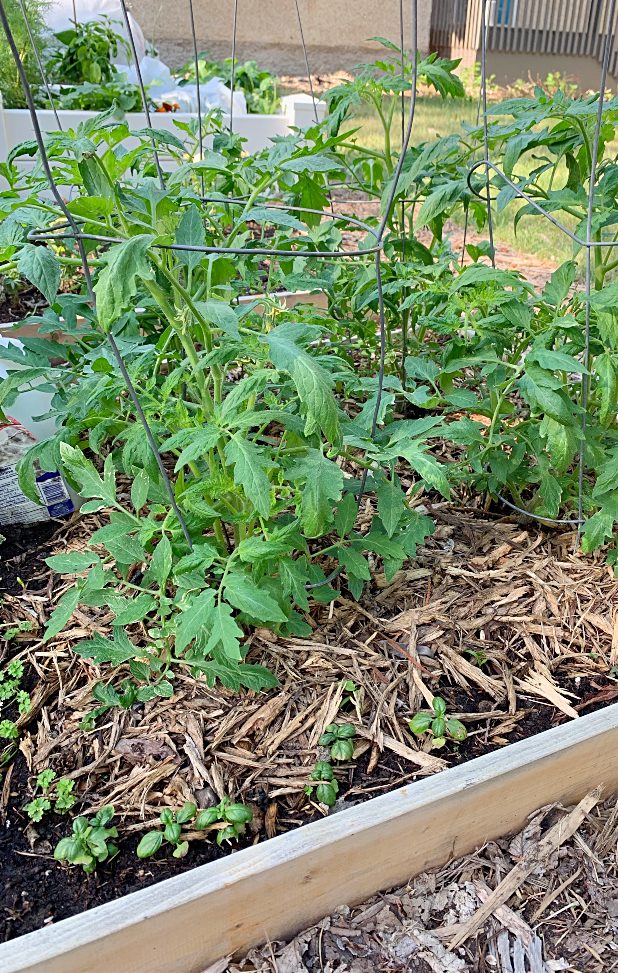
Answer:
[
  {"left": 0, "top": 334, "right": 57, "bottom": 439},
  {"left": 0, "top": 94, "right": 327, "bottom": 162},
  {"left": 1, "top": 704, "right": 617, "bottom": 973}
]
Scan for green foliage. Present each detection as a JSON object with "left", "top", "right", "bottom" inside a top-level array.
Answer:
[
  {"left": 136, "top": 801, "right": 197, "bottom": 860},
  {"left": 318, "top": 723, "right": 357, "bottom": 761},
  {"left": 26, "top": 770, "right": 77, "bottom": 821},
  {"left": 179, "top": 53, "right": 279, "bottom": 114},
  {"left": 0, "top": 111, "right": 436, "bottom": 701},
  {"left": 0, "top": 0, "right": 49, "bottom": 108},
  {"left": 42, "top": 16, "right": 143, "bottom": 112},
  {"left": 54, "top": 806, "right": 118, "bottom": 873},
  {"left": 408, "top": 697, "right": 467, "bottom": 749},
  {"left": 305, "top": 760, "right": 339, "bottom": 807},
  {"left": 47, "top": 17, "right": 129, "bottom": 85},
  {"left": 137, "top": 797, "right": 253, "bottom": 856},
  {"left": 194, "top": 797, "right": 253, "bottom": 846},
  {"left": 0, "top": 660, "right": 30, "bottom": 751}
]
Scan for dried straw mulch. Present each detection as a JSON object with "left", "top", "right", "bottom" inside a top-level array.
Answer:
[{"left": 2, "top": 504, "right": 617, "bottom": 841}]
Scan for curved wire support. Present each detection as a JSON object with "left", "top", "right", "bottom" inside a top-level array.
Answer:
[
  {"left": 29, "top": 196, "right": 384, "bottom": 259},
  {"left": 16, "top": 0, "right": 62, "bottom": 128},
  {"left": 187, "top": 0, "right": 205, "bottom": 195},
  {"left": 469, "top": 0, "right": 618, "bottom": 537},
  {"left": 3, "top": 0, "right": 423, "bottom": 591},
  {"left": 466, "top": 160, "right": 618, "bottom": 248},
  {"left": 118, "top": 0, "right": 165, "bottom": 189},
  {"left": 229, "top": 0, "right": 239, "bottom": 134},
  {"left": 479, "top": 0, "right": 495, "bottom": 266},
  {"left": 578, "top": 0, "right": 618, "bottom": 535}
]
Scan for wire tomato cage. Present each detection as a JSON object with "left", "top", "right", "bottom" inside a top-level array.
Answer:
[
  {"left": 467, "top": 0, "right": 618, "bottom": 533},
  {"left": 0, "top": 0, "right": 614, "bottom": 561},
  {"left": 0, "top": 0, "right": 420, "bottom": 585}
]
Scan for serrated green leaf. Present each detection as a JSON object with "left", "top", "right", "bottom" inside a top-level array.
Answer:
[
  {"left": 131, "top": 470, "right": 150, "bottom": 513},
  {"left": 581, "top": 497, "right": 618, "bottom": 553},
  {"left": 175, "top": 589, "right": 216, "bottom": 654},
  {"left": 279, "top": 556, "right": 310, "bottom": 611},
  {"left": 376, "top": 477, "right": 406, "bottom": 537},
  {"left": 333, "top": 491, "right": 358, "bottom": 538},
  {"left": 265, "top": 325, "right": 340, "bottom": 443},
  {"left": 74, "top": 629, "right": 138, "bottom": 665},
  {"left": 336, "top": 546, "right": 371, "bottom": 581},
  {"left": 45, "top": 552, "right": 100, "bottom": 574},
  {"left": 94, "top": 235, "right": 154, "bottom": 331},
  {"left": 102, "top": 532, "right": 146, "bottom": 566},
  {"left": 537, "top": 475, "right": 562, "bottom": 518},
  {"left": 287, "top": 450, "right": 344, "bottom": 538},
  {"left": 194, "top": 300, "right": 240, "bottom": 338},
  {"left": 203, "top": 603, "right": 244, "bottom": 660},
  {"left": 542, "top": 260, "right": 577, "bottom": 306},
  {"left": 595, "top": 353, "right": 618, "bottom": 425},
  {"left": 224, "top": 435, "right": 272, "bottom": 519},
  {"left": 540, "top": 415, "right": 578, "bottom": 473},
  {"left": 176, "top": 204, "right": 205, "bottom": 271},
  {"left": 519, "top": 370, "right": 574, "bottom": 425},
  {"left": 60, "top": 443, "right": 116, "bottom": 504},
  {"left": 147, "top": 536, "right": 173, "bottom": 587},
  {"left": 529, "top": 348, "right": 585, "bottom": 374},
  {"left": 44, "top": 586, "right": 80, "bottom": 642},
  {"left": 17, "top": 244, "right": 60, "bottom": 305},
  {"left": 173, "top": 427, "right": 221, "bottom": 472},
  {"left": 398, "top": 446, "right": 450, "bottom": 498},
  {"left": 224, "top": 574, "right": 287, "bottom": 624},
  {"left": 112, "top": 593, "right": 156, "bottom": 626}
]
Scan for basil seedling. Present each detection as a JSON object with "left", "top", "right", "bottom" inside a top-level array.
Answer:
[
  {"left": 408, "top": 697, "right": 467, "bottom": 748},
  {"left": 318, "top": 723, "right": 357, "bottom": 761}
]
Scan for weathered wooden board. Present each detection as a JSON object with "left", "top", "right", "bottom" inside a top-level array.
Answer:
[{"left": 3, "top": 704, "right": 617, "bottom": 973}]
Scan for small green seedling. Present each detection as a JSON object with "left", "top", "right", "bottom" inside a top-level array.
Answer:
[
  {"left": 0, "top": 720, "right": 18, "bottom": 739},
  {"left": 305, "top": 761, "right": 339, "bottom": 807},
  {"left": 0, "top": 660, "right": 31, "bottom": 745},
  {"left": 26, "top": 770, "right": 76, "bottom": 821},
  {"left": 137, "top": 801, "right": 197, "bottom": 860},
  {"left": 137, "top": 797, "right": 253, "bottom": 856},
  {"left": 319, "top": 723, "right": 356, "bottom": 761},
  {"left": 339, "top": 679, "right": 361, "bottom": 710},
  {"left": 408, "top": 697, "right": 467, "bottom": 749},
  {"left": 465, "top": 649, "right": 489, "bottom": 668},
  {"left": 54, "top": 806, "right": 118, "bottom": 873},
  {"left": 194, "top": 797, "right": 253, "bottom": 846}
]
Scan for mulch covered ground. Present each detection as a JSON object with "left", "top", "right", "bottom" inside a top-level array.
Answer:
[
  {"left": 224, "top": 791, "right": 618, "bottom": 973},
  {"left": 1, "top": 501, "right": 617, "bottom": 939}
]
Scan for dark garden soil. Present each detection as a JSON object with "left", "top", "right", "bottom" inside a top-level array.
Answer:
[
  {"left": 0, "top": 284, "right": 47, "bottom": 326},
  {"left": 1, "top": 504, "right": 617, "bottom": 943}
]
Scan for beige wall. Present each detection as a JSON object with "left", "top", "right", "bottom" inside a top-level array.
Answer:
[{"left": 129, "top": 1, "right": 431, "bottom": 73}]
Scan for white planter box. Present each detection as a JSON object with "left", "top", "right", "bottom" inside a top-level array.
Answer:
[
  {"left": 0, "top": 95, "right": 327, "bottom": 162},
  {"left": 0, "top": 334, "right": 57, "bottom": 439}
]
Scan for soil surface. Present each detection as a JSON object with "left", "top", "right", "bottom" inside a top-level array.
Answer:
[
  {"left": 0, "top": 283, "right": 46, "bottom": 326},
  {"left": 1, "top": 506, "right": 617, "bottom": 943}
]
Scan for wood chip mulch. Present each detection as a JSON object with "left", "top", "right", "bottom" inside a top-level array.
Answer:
[{"left": 2, "top": 504, "right": 617, "bottom": 840}]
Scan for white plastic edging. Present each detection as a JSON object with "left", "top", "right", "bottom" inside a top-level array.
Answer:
[{"left": 1, "top": 703, "right": 616, "bottom": 973}]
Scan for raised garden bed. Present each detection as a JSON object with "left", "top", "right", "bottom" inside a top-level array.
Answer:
[
  {"left": 0, "top": 95, "right": 326, "bottom": 163},
  {"left": 1, "top": 508, "right": 617, "bottom": 970},
  {"left": 0, "top": 700, "right": 616, "bottom": 973}
]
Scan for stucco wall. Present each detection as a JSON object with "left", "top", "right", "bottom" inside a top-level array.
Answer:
[{"left": 128, "top": 1, "right": 432, "bottom": 73}]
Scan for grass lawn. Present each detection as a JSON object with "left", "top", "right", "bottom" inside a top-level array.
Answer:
[{"left": 344, "top": 94, "right": 577, "bottom": 266}]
